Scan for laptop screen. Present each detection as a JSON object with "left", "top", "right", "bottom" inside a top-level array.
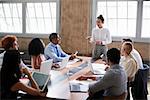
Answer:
[
  {"left": 32, "top": 71, "right": 50, "bottom": 91},
  {"left": 40, "top": 59, "right": 53, "bottom": 74},
  {"left": 61, "top": 57, "right": 70, "bottom": 68}
]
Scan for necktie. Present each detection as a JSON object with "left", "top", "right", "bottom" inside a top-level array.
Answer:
[{"left": 55, "top": 46, "right": 59, "bottom": 57}]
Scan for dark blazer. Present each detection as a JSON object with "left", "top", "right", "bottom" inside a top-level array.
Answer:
[{"left": 131, "top": 64, "right": 149, "bottom": 100}]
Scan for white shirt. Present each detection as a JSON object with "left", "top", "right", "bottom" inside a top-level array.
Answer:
[
  {"left": 0, "top": 51, "right": 5, "bottom": 69},
  {"left": 120, "top": 55, "right": 138, "bottom": 81},
  {"left": 90, "top": 27, "right": 112, "bottom": 45},
  {"left": 131, "top": 49, "right": 143, "bottom": 69}
]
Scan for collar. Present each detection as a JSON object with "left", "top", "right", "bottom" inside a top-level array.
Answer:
[
  {"left": 50, "top": 42, "right": 58, "bottom": 48},
  {"left": 96, "top": 26, "right": 103, "bottom": 29},
  {"left": 125, "top": 54, "right": 132, "bottom": 59}
]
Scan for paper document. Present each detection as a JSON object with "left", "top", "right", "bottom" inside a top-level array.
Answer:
[{"left": 91, "top": 63, "right": 106, "bottom": 75}]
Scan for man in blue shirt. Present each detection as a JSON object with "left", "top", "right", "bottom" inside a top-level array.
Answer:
[{"left": 44, "top": 33, "right": 76, "bottom": 63}]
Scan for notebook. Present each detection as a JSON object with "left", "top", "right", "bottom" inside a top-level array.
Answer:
[
  {"left": 88, "top": 61, "right": 106, "bottom": 75},
  {"left": 40, "top": 59, "right": 53, "bottom": 74},
  {"left": 31, "top": 71, "right": 50, "bottom": 91}
]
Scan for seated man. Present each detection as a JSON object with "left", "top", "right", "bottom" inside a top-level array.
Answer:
[
  {"left": 120, "top": 42, "right": 139, "bottom": 100},
  {"left": 122, "top": 38, "right": 144, "bottom": 69},
  {"left": 44, "top": 33, "right": 76, "bottom": 63},
  {"left": 88, "top": 48, "right": 127, "bottom": 100}
]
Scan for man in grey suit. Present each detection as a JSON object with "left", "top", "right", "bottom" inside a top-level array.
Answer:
[{"left": 88, "top": 48, "right": 127, "bottom": 100}]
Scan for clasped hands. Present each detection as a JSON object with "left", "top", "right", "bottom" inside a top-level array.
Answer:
[{"left": 95, "top": 41, "right": 102, "bottom": 45}]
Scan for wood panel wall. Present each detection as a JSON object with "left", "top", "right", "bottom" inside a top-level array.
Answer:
[{"left": 60, "top": 0, "right": 92, "bottom": 55}]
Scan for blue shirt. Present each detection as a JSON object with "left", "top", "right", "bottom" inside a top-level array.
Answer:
[{"left": 44, "top": 43, "right": 68, "bottom": 62}]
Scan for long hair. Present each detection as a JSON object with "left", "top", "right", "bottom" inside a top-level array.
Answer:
[
  {"left": 28, "top": 38, "right": 45, "bottom": 56},
  {"left": 2, "top": 50, "right": 21, "bottom": 79}
]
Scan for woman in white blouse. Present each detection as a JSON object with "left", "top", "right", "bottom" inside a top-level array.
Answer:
[{"left": 90, "top": 15, "right": 112, "bottom": 62}]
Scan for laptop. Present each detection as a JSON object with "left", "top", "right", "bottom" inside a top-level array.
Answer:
[
  {"left": 55, "top": 57, "right": 70, "bottom": 70},
  {"left": 88, "top": 61, "right": 106, "bottom": 75},
  {"left": 40, "top": 59, "right": 53, "bottom": 74},
  {"left": 31, "top": 71, "right": 50, "bottom": 91},
  {"left": 69, "top": 79, "right": 92, "bottom": 93}
]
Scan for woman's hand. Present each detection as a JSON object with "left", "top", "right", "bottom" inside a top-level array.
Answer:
[
  {"left": 39, "top": 92, "right": 47, "bottom": 97},
  {"left": 95, "top": 41, "right": 102, "bottom": 45},
  {"left": 22, "top": 68, "right": 31, "bottom": 77}
]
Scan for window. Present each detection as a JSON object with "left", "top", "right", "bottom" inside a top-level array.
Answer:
[
  {"left": 93, "top": 0, "right": 150, "bottom": 42},
  {"left": 96, "top": 1, "right": 137, "bottom": 37},
  {"left": 26, "top": 3, "right": 56, "bottom": 34},
  {"left": 142, "top": 1, "right": 150, "bottom": 38},
  {"left": 0, "top": 0, "right": 59, "bottom": 35},
  {"left": 0, "top": 3, "right": 22, "bottom": 33}
]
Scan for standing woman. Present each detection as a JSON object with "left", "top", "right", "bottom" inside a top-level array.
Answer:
[
  {"left": 28, "top": 38, "right": 46, "bottom": 69},
  {"left": 90, "top": 15, "right": 112, "bottom": 62}
]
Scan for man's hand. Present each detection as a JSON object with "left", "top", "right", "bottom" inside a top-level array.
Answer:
[
  {"left": 104, "top": 65, "right": 110, "bottom": 71},
  {"left": 52, "top": 63, "right": 60, "bottom": 69},
  {"left": 88, "top": 90, "right": 93, "bottom": 98},
  {"left": 69, "top": 54, "right": 76, "bottom": 60},
  {"left": 76, "top": 75, "right": 96, "bottom": 81}
]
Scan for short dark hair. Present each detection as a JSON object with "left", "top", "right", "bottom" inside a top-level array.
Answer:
[
  {"left": 107, "top": 48, "right": 120, "bottom": 64},
  {"left": 97, "top": 15, "right": 104, "bottom": 23},
  {"left": 122, "top": 38, "right": 132, "bottom": 43},
  {"left": 49, "top": 33, "right": 58, "bottom": 42},
  {"left": 28, "top": 38, "right": 45, "bottom": 56}
]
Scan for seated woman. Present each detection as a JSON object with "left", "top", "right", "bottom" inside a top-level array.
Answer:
[
  {"left": 1, "top": 49, "right": 45, "bottom": 99},
  {"left": 28, "top": 38, "right": 46, "bottom": 69},
  {"left": 0, "top": 35, "right": 29, "bottom": 70}
]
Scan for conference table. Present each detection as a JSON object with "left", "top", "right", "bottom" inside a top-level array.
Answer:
[{"left": 46, "top": 56, "right": 105, "bottom": 100}]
